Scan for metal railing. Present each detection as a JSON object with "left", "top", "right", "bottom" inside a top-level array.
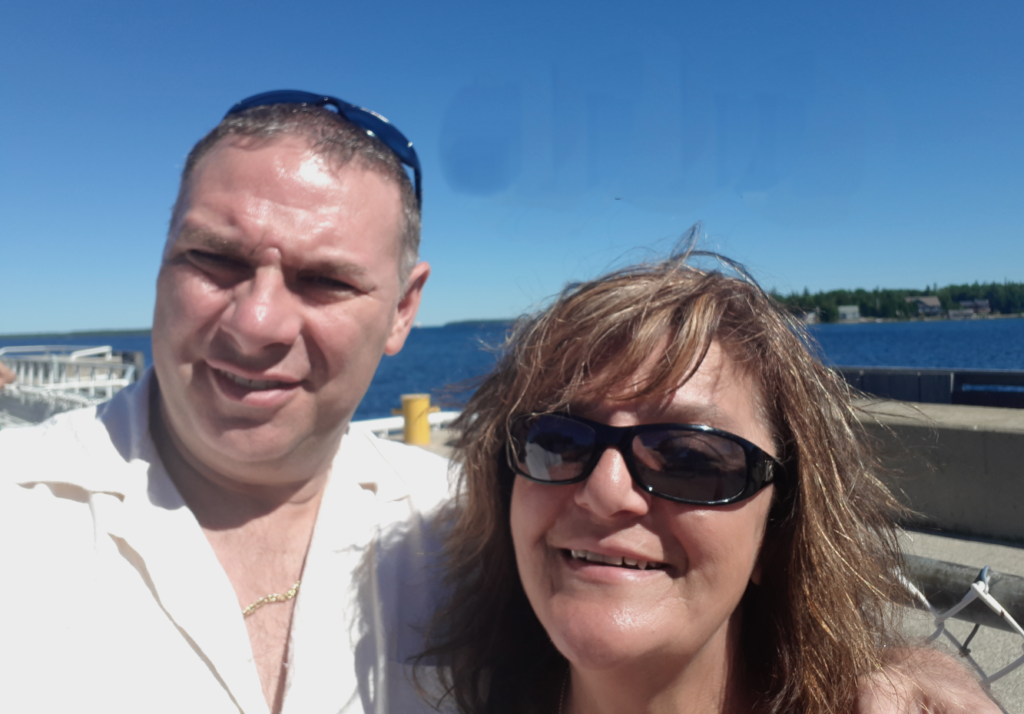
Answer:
[
  {"left": 839, "top": 366, "right": 1024, "bottom": 409},
  {"left": 0, "top": 345, "right": 137, "bottom": 399},
  {"left": 903, "top": 555, "right": 1024, "bottom": 688}
]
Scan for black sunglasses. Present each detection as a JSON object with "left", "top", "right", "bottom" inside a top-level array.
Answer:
[
  {"left": 507, "top": 413, "right": 782, "bottom": 506},
  {"left": 225, "top": 90, "right": 422, "bottom": 208}
]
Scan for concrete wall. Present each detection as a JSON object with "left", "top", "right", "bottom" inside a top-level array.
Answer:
[{"left": 857, "top": 400, "right": 1024, "bottom": 544}]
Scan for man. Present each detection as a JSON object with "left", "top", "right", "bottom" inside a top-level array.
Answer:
[{"left": 0, "top": 92, "right": 448, "bottom": 713}]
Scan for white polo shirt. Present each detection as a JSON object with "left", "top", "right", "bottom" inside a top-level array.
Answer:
[{"left": 0, "top": 371, "right": 453, "bottom": 713}]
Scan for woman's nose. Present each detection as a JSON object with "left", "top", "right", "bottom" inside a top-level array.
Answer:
[
  {"left": 573, "top": 446, "right": 651, "bottom": 520},
  {"left": 222, "top": 267, "right": 303, "bottom": 351}
]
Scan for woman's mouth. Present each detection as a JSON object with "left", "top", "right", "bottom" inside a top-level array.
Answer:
[{"left": 565, "top": 549, "right": 666, "bottom": 571}]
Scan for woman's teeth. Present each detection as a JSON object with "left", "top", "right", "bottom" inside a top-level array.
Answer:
[
  {"left": 220, "top": 370, "right": 289, "bottom": 390},
  {"left": 568, "top": 549, "right": 664, "bottom": 570}
]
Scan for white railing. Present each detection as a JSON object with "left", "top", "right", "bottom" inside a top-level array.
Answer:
[
  {"left": 348, "top": 410, "right": 461, "bottom": 438},
  {"left": 0, "top": 345, "right": 135, "bottom": 399}
]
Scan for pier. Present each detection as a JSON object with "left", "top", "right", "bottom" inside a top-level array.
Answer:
[
  {"left": 0, "top": 345, "right": 144, "bottom": 424},
  {"left": 839, "top": 365, "right": 1024, "bottom": 410}
]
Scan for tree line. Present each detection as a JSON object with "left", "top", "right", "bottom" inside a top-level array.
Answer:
[{"left": 771, "top": 281, "right": 1024, "bottom": 323}]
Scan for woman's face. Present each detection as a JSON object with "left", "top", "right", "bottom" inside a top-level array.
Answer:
[{"left": 510, "top": 341, "right": 775, "bottom": 678}]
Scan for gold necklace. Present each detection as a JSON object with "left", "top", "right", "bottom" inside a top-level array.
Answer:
[{"left": 241, "top": 579, "right": 301, "bottom": 618}]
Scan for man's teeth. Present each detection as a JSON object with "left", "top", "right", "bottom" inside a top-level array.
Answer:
[
  {"left": 220, "top": 370, "right": 289, "bottom": 390},
  {"left": 569, "top": 549, "right": 663, "bottom": 570}
]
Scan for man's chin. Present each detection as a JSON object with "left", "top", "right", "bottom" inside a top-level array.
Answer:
[
  {"left": 157, "top": 370, "right": 353, "bottom": 482},
  {"left": 168, "top": 404, "right": 342, "bottom": 482},
  {"left": 202, "top": 421, "right": 332, "bottom": 468}
]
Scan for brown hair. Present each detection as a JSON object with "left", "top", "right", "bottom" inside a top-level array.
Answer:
[
  {"left": 421, "top": 242, "right": 906, "bottom": 713},
  {"left": 171, "top": 103, "right": 421, "bottom": 283}
]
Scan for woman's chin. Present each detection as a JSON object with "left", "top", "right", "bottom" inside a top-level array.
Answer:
[{"left": 542, "top": 600, "right": 671, "bottom": 672}]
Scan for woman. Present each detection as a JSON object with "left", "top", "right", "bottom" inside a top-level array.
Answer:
[{"left": 419, "top": 249, "right": 968, "bottom": 713}]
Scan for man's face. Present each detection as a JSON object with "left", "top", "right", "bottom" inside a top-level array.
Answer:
[{"left": 152, "top": 136, "right": 428, "bottom": 483}]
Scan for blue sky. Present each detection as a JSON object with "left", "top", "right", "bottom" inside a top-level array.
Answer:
[{"left": 2, "top": 0, "right": 1022, "bottom": 332}]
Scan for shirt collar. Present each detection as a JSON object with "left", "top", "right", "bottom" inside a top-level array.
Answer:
[{"left": 15, "top": 367, "right": 430, "bottom": 507}]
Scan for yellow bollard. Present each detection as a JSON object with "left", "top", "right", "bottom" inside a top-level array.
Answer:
[{"left": 391, "top": 393, "right": 441, "bottom": 445}]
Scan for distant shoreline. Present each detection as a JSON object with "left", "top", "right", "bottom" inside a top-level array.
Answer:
[
  {"left": 441, "top": 319, "right": 514, "bottom": 328},
  {"left": 0, "top": 328, "right": 152, "bottom": 339},
  {"left": 809, "top": 313, "right": 1024, "bottom": 326}
]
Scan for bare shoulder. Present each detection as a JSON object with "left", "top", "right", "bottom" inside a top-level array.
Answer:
[{"left": 857, "top": 647, "right": 1001, "bottom": 714}]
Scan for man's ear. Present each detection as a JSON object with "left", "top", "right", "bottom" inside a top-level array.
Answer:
[{"left": 385, "top": 261, "right": 430, "bottom": 356}]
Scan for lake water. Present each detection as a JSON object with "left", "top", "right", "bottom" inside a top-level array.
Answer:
[
  {"left": 808, "top": 319, "right": 1024, "bottom": 371},
  {"left": 3, "top": 318, "right": 1022, "bottom": 420}
]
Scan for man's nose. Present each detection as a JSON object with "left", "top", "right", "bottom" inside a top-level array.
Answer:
[
  {"left": 573, "top": 446, "right": 651, "bottom": 520},
  {"left": 222, "top": 267, "right": 302, "bottom": 351}
]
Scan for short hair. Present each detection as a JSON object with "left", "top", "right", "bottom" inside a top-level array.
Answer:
[
  {"left": 421, "top": 242, "right": 905, "bottom": 714},
  {"left": 170, "top": 104, "right": 421, "bottom": 284}
]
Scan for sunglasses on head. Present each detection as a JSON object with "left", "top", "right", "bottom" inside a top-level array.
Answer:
[
  {"left": 507, "top": 413, "right": 783, "bottom": 506},
  {"left": 224, "top": 90, "right": 422, "bottom": 208}
]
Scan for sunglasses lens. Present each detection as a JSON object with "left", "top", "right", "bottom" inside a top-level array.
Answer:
[
  {"left": 511, "top": 415, "right": 596, "bottom": 482},
  {"left": 632, "top": 431, "right": 749, "bottom": 502},
  {"left": 510, "top": 416, "right": 761, "bottom": 504}
]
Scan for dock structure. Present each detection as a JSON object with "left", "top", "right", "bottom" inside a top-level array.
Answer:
[
  {"left": 839, "top": 365, "right": 1024, "bottom": 410},
  {"left": 1, "top": 345, "right": 140, "bottom": 395},
  {"left": 0, "top": 345, "right": 144, "bottom": 424}
]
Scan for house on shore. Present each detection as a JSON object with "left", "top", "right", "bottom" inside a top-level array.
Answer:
[
  {"left": 958, "top": 298, "right": 991, "bottom": 315},
  {"left": 948, "top": 299, "right": 991, "bottom": 320},
  {"left": 905, "top": 296, "right": 943, "bottom": 317},
  {"left": 838, "top": 305, "right": 860, "bottom": 321}
]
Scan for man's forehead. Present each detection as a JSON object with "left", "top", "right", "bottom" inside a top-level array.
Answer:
[
  {"left": 172, "top": 140, "right": 400, "bottom": 229},
  {"left": 195, "top": 133, "right": 384, "bottom": 189},
  {"left": 192, "top": 136, "right": 332, "bottom": 191}
]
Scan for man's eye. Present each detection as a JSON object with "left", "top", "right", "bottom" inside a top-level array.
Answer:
[
  {"left": 187, "top": 250, "right": 243, "bottom": 269},
  {"left": 303, "top": 275, "right": 356, "bottom": 291}
]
